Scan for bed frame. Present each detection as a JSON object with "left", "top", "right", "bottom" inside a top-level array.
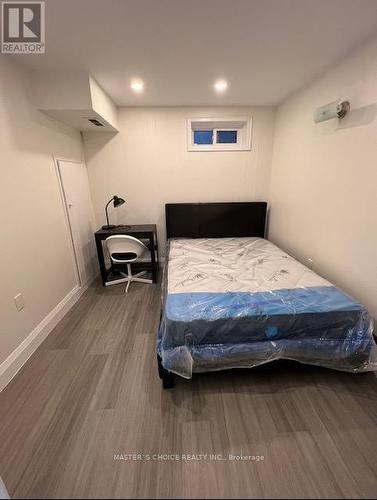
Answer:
[{"left": 158, "top": 201, "right": 268, "bottom": 388}]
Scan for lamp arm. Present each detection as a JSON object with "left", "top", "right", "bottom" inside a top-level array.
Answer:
[{"left": 105, "top": 197, "right": 115, "bottom": 227}]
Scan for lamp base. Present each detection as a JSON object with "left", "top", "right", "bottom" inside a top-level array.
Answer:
[{"left": 102, "top": 224, "right": 117, "bottom": 230}]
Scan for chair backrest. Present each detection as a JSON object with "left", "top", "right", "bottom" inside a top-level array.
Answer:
[{"left": 105, "top": 235, "right": 148, "bottom": 263}]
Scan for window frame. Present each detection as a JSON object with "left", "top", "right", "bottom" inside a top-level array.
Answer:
[{"left": 187, "top": 117, "right": 252, "bottom": 151}]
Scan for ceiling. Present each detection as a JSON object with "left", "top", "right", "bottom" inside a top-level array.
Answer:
[{"left": 15, "top": 0, "right": 377, "bottom": 106}]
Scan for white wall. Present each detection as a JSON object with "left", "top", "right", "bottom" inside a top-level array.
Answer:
[
  {"left": 0, "top": 56, "right": 84, "bottom": 367},
  {"left": 269, "top": 35, "right": 377, "bottom": 319},
  {"left": 89, "top": 76, "right": 118, "bottom": 129},
  {"left": 83, "top": 106, "right": 276, "bottom": 253},
  {"left": 31, "top": 71, "right": 92, "bottom": 110}
]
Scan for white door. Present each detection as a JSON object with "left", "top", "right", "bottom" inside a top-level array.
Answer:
[{"left": 57, "top": 160, "right": 97, "bottom": 287}]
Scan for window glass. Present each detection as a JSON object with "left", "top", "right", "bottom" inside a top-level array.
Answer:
[
  {"left": 193, "top": 130, "right": 213, "bottom": 145},
  {"left": 216, "top": 130, "right": 237, "bottom": 144}
]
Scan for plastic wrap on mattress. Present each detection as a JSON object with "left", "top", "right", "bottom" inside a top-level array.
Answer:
[{"left": 157, "top": 237, "right": 377, "bottom": 379}]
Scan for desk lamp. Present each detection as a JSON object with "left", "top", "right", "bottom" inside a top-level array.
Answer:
[{"left": 102, "top": 195, "right": 125, "bottom": 229}]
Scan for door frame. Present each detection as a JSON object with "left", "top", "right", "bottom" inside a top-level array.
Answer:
[{"left": 53, "top": 154, "right": 85, "bottom": 287}]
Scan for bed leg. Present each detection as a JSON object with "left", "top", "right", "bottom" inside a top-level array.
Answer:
[{"left": 157, "top": 355, "right": 175, "bottom": 389}]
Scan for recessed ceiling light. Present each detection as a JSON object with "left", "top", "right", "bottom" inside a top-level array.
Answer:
[
  {"left": 130, "top": 80, "right": 144, "bottom": 93},
  {"left": 214, "top": 79, "right": 228, "bottom": 93}
]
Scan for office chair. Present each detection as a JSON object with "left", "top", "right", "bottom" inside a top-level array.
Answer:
[{"left": 105, "top": 235, "right": 153, "bottom": 293}]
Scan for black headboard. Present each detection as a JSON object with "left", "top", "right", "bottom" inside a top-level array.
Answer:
[{"left": 166, "top": 202, "right": 267, "bottom": 239}]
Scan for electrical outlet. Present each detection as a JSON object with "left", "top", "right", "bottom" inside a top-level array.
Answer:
[{"left": 14, "top": 293, "right": 24, "bottom": 312}]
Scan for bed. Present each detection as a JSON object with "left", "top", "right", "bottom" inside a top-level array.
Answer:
[{"left": 157, "top": 202, "right": 376, "bottom": 388}]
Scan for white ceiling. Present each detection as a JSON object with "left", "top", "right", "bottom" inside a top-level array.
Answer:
[{"left": 15, "top": 0, "right": 377, "bottom": 106}]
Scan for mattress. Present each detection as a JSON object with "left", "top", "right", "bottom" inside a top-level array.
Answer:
[{"left": 157, "top": 237, "right": 376, "bottom": 378}]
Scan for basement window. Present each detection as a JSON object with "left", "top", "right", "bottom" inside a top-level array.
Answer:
[
  {"left": 193, "top": 130, "right": 213, "bottom": 145},
  {"left": 188, "top": 117, "right": 252, "bottom": 151}
]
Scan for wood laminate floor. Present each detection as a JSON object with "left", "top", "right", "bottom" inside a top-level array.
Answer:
[{"left": 1, "top": 279, "right": 377, "bottom": 499}]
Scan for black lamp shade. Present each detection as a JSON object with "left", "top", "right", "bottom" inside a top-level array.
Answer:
[
  {"left": 113, "top": 196, "right": 125, "bottom": 208},
  {"left": 102, "top": 195, "right": 126, "bottom": 230}
]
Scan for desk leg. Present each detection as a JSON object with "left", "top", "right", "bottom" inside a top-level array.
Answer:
[
  {"left": 95, "top": 237, "right": 107, "bottom": 286},
  {"left": 150, "top": 234, "right": 158, "bottom": 284}
]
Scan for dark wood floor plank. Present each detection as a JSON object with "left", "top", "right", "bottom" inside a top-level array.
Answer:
[
  {"left": 0, "top": 279, "right": 376, "bottom": 499},
  {"left": 13, "top": 353, "right": 108, "bottom": 498}
]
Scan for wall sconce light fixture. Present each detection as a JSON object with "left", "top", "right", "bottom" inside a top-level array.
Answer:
[{"left": 313, "top": 100, "right": 350, "bottom": 123}]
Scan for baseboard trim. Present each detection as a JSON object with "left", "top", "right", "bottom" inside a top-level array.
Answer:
[{"left": 0, "top": 280, "right": 93, "bottom": 392}]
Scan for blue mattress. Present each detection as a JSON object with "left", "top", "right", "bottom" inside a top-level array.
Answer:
[{"left": 157, "top": 237, "right": 376, "bottom": 378}]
